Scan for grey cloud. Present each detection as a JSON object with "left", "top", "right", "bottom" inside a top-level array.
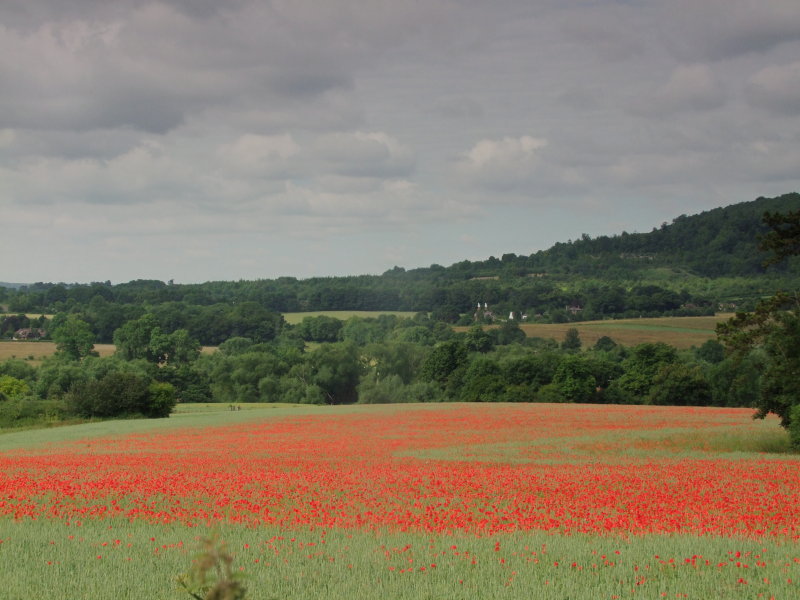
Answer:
[
  {"left": 310, "top": 131, "right": 415, "bottom": 179},
  {"left": 0, "top": 0, "right": 444, "bottom": 136},
  {"left": 660, "top": 0, "right": 800, "bottom": 60},
  {"left": 558, "top": 5, "right": 646, "bottom": 62},
  {"left": 629, "top": 64, "right": 725, "bottom": 116},
  {"left": 429, "top": 97, "right": 485, "bottom": 120},
  {"left": 4, "top": 0, "right": 800, "bottom": 284},
  {"left": 0, "top": 128, "right": 144, "bottom": 160},
  {"left": 746, "top": 61, "right": 800, "bottom": 115}
]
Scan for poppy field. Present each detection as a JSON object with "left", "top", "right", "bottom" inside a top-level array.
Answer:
[{"left": 1, "top": 403, "right": 799, "bottom": 599}]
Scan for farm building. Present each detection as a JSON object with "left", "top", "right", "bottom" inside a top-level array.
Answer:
[{"left": 13, "top": 328, "right": 46, "bottom": 340}]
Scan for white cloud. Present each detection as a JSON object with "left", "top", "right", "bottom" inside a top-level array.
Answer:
[
  {"left": 456, "top": 135, "right": 548, "bottom": 190},
  {"left": 0, "top": 129, "right": 15, "bottom": 148},
  {"left": 217, "top": 134, "right": 301, "bottom": 177}
]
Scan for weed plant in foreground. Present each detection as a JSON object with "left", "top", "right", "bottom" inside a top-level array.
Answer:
[{"left": 0, "top": 403, "right": 798, "bottom": 599}]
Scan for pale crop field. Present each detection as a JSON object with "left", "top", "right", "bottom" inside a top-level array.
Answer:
[
  {"left": 0, "top": 341, "right": 116, "bottom": 364},
  {"left": 282, "top": 311, "right": 418, "bottom": 325},
  {"left": 0, "top": 403, "right": 798, "bottom": 599},
  {"left": 498, "top": 314, "right": 733, "bottom": 349},
  {"left": 0, "top": 342, "right": 216, "bottom": 364}
]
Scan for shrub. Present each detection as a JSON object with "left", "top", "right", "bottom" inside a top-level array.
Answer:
[
  {"left": 535, "top": 383, "right": 567, "bottom": 403},
  {"left": 146, "top": 382, "right": 177, "bottom": 418},
  {"left": 0, "top": 374, "right": 30, "bottom": 400},
  {"left": 788, "top": 404, "right": 800, "bottom": 451},
  {"left": 0, "top": 398, "right": 69, "bottom": 428},
  {"left": 67, "top": 371, "right": 153, "bottom": 418}
]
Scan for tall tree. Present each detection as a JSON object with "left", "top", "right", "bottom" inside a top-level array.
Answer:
[
  {"left": 717, "top": 209, "right": 800, "bottom": 444},
  {"left": 51, "top": 315, "right": 97, "bottom": 361}
]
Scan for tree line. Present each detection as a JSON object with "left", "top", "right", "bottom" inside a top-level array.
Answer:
[{"left": 0, "top": 310, "right": 758, "bottom": 427}]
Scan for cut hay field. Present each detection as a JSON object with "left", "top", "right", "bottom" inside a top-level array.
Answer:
[
  {"left": 514, "top": 314, "right": 733, "bottom": 349},
  {"left": 0, "top": 403, "right": 797, "bottom": 599},
  {"left": 0, "top": 342, "right": 215, "bottom": 364},
  {"left": 282, "top": 310, "right": 418, "bottom": 324},
  {"left": 0, "top": 341, "right": 116, "bottom": 364}
]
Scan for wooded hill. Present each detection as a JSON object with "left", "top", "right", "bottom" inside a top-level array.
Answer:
[
  {"left": 456, "top": 192, "right": 800, "bottom": 278},
  {"left": 3, "top": 193, "right": 798, "bottom": 342}
]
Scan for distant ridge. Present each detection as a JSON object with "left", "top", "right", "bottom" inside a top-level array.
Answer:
[
  {"left": 434, "top": 192, "right": 800, "bottom": 279},
  {"left": 4, "top": 193, "right": 798, "bottom": 323}
]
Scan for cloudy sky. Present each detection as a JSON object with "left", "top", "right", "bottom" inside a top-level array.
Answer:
[{"left": 2, "top": 0, "right": 799, "bottom": 284}]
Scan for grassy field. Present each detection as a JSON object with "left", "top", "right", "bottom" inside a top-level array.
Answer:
[
  {"left": 282, "top": 311, "right": 418, "bottom": 325},
  {"left": 474, "top": 314, "right": 734, "bottom": 349},
  {"left": 0, "top": 403, "right": 797, "bottom": 599}
]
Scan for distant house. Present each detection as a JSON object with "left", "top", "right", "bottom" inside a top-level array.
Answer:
[
  {"left": 12, "top": 328, "right": 46, "bottom": 340},
  {"left": 474, "top": 302, "right": 495, "bottom": 321},
  {"left": 565, "top": 304, "right": 583, "bottom": 315}
]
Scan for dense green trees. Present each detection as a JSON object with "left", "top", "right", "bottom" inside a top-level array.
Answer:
[
  {"left": 66, "top": 371, "right": 175, "bottom": 418},
  {"left": 5, "top": 194, "right": 799, "bottom": 430},
  {"left": 113, "top": 314, "right": 200, "bottom": 365},
  {"left": 0, "top": 307, "right": 767, "bottom": 429}
]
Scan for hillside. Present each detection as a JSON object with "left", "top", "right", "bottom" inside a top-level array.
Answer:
[
  {"left": 435, "top": 192, "right": 800, "bottom": 279},
  {"left": 2, "top": 193, "right": 798, "bottom": 333}
]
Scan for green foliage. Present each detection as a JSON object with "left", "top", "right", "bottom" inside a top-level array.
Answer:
[
  {"left": 0, "top": 358, "right": 37, "bottom": 382},
  {"left": 420, "top": 340, "right": 468, "bottom": 386},
  {"left": 695, "top": 339, "right": 725, "bottom": 364},
  {"left": 113, "top": 313, "right": 161, "bottom": 361},
  {"left": 362, "top": 342, "right": 428, "bottom": 385},
  {"left": 340, "top": 316, "right": 388, "bottom": 345},
  {"left": 464, "top": 325, "right": 493, "bottom": 353},
  {"left": 706, "top": 356, "right": 759, "bottom": 407},
  {"left": 357, "top": 373, "right": 407, "bottom": 404},
  {"left": 309, "top": 342, "right": 363, "bottom": 404},
  {"left": 560, "top": 327, "right": 582, "bottom": 353},
  {"left": 552, "top": 355, "right": 595, "bottom": 403},
  {"left": 535, "top": 383, "right": 568, "bottom": 403},
  {"left": 717, "top": 205, "right": 800, "bottom": 430},
  {"left": 217, "top": 337, "right": 254, "bottom": 356},
  {"left": 34, "top": 359, "right": 90, "bottom": 399},
  {"left": 0, "top": 398, "right": 68, "bottom": 428},
  {"left": 593, "top": 335, "right": 617, "bottom": 352},
  {"left": 51, "top": 314, "right": 96, "bottom": 361},
  {"left": 297, "top": 315, "right": 343, "bottom": 342},
  {"left": 760, "top": 208, "right": 800, "bottom": 266},
  {"left": 788, "top": 404, "right": 800, "bottom": 450},
  {"left": 613, "top": 342, "right": 679, "bottom": 400},
  {"left": 65, "top": 370, "right": 172, "bottom": 419},
  {"left": 646, "top": 363, "right": 713, "bottom": 406},
  {"left": 501, "top": 351, "right": 558, "bottom": 391},
  {"left": 157, "top": 364, "right": 213, "bottom": 404},
  {"left": 490, "top": 320, "right": 526, "bottom": 346},
  {"left": 147, "top": 382, "right": 177, "bottom": 418},
  {"left": 459, "top": 356, "right": 505, "bottom": 402},
  {"left": 113, "top": 314, "right": 200, "bottom": 365},
  {"left": 0, "top": 374, "right": 31, "bottom": 400}
]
